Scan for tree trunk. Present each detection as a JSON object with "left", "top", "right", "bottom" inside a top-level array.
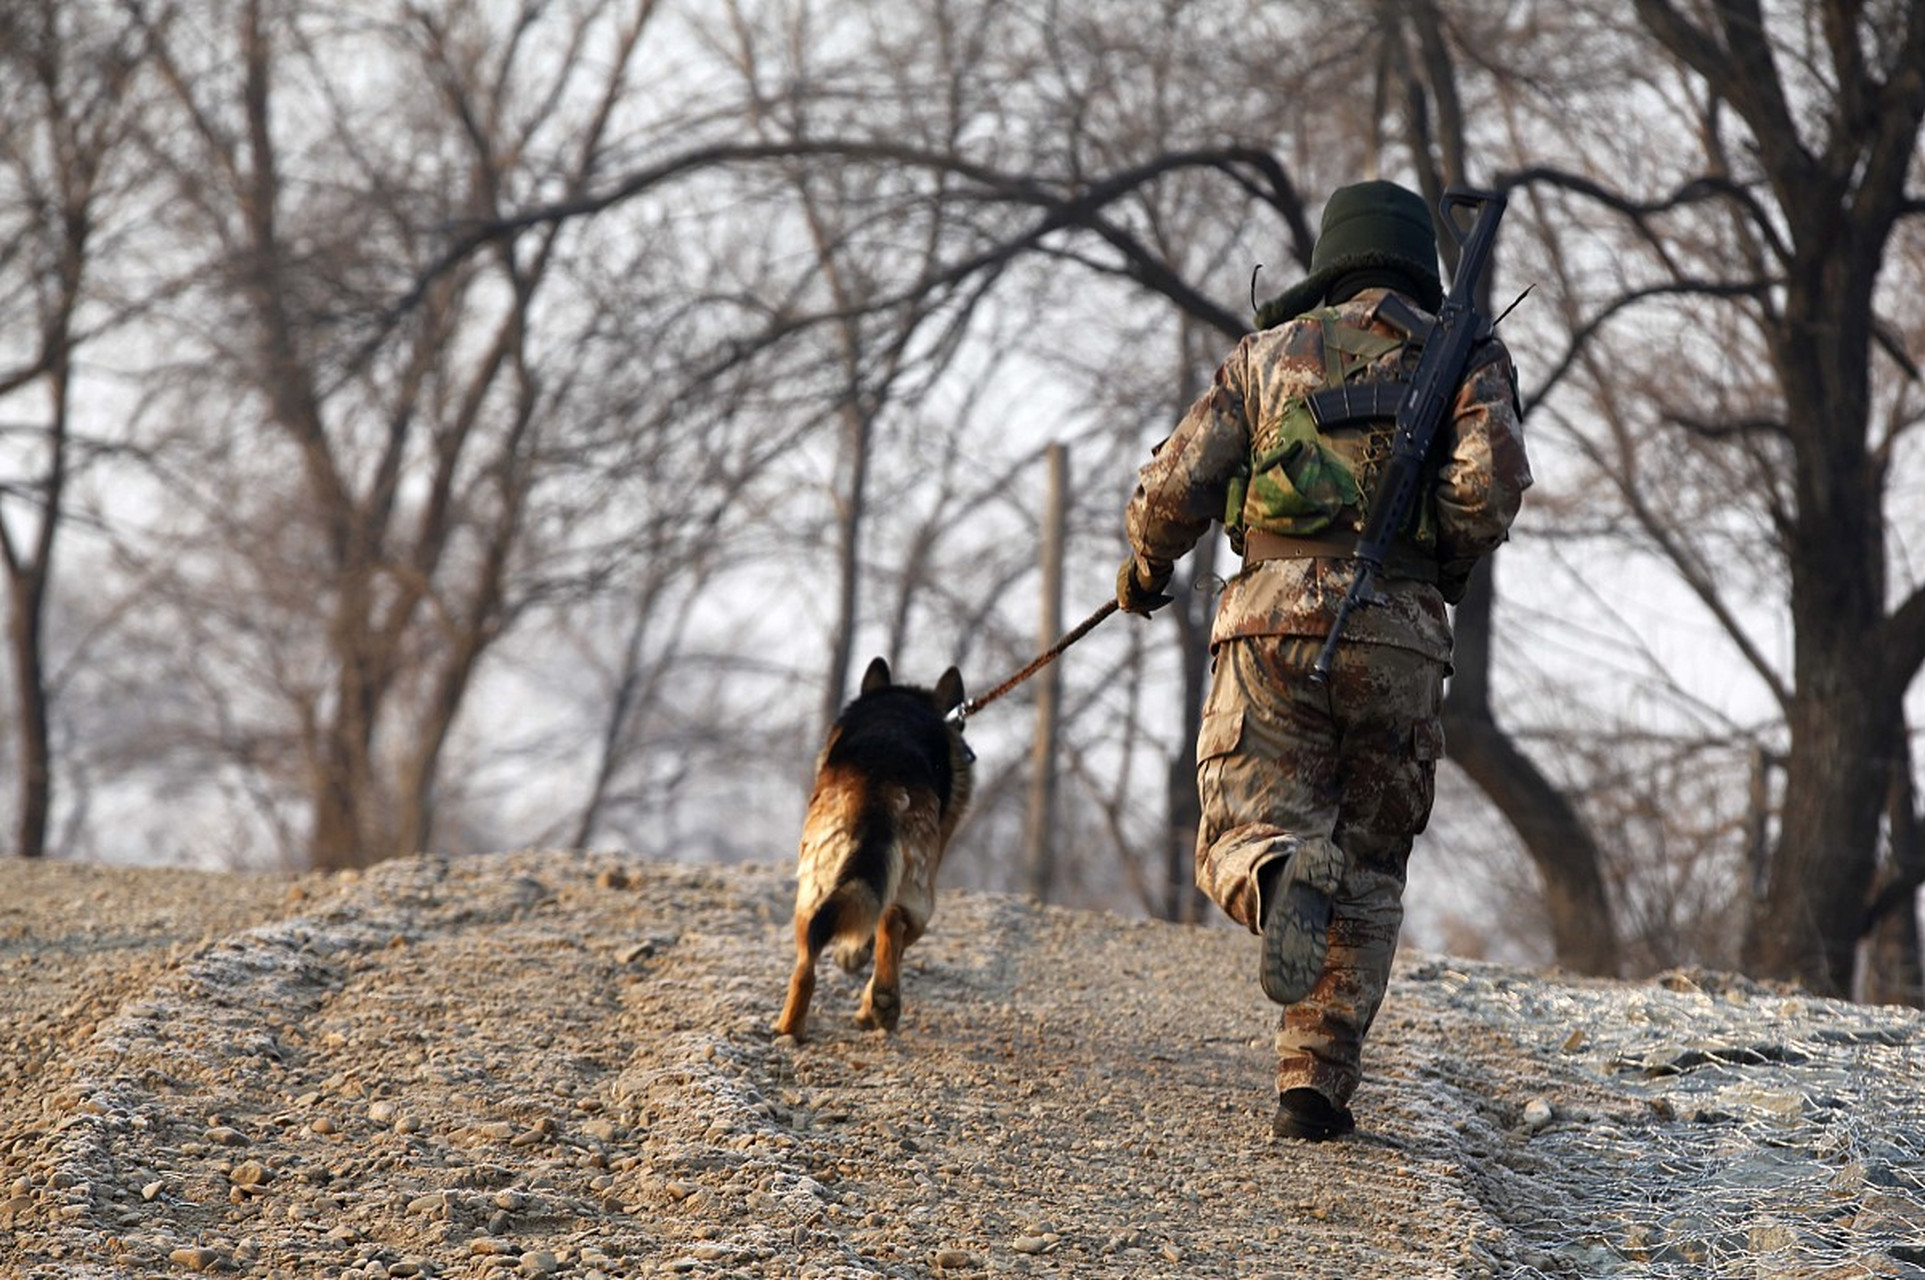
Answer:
[
  {"left": 309, "top": 562, "right": 385, "bottom": 870},
  {"left": 309, "top": 667, "right": 380, "bottom": 871},
  {"left": 4, "top": 570, "right": 51, "bottom": 859},
  {"left": 1443, "top": 556, "right": 1621, "bottom": 975},
  {"left": 1744, "top": 611, "right": 1890, "bottom": 995},
  {"left": 1861, "top": 732, "right": 1923, "bottom": 1007},
  {"left": 1739, "top": 238, "right": 1889, "bottom": 996}
]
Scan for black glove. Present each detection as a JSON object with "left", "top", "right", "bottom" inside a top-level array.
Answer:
[
  {"left": 1116, "top": 556, "right": 1174, "bottom": 616},
  {"left": 1438, "top": 557, "right": 1479, "bottom": 606}
]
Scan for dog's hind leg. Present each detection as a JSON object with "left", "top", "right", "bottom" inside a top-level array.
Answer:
[
  {"left": 775, "top": 908, "right": 825, "bottom": 1040},
  {"left": 855, "top": 903, "right": 911, "bottom": 1032}
]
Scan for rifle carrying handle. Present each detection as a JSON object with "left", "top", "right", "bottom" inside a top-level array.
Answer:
[{"left": 1441, "top": 187, "right": 1502, "bottom": 248}]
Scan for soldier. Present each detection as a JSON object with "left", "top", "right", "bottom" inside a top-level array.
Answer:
[{"left": 1116, "top": 179, "right": 1530, "bottom": 1140}]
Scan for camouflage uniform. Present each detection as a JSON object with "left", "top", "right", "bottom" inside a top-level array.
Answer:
[{"left": 1122, "top": 284, "right": 1531, "bottom": 1115}]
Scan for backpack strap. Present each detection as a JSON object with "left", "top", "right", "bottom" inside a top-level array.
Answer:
[{"left": 1304, "top": 295, "right": 1434, "bottom": 428}]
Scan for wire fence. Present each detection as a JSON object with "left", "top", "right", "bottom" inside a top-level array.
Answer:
[{"left": 1409, "top": 961, "right": 1925, "bottom": 1279}]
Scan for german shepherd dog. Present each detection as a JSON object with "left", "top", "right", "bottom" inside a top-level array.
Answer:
[{"left": 775, "top": 657, "right": 973, "bottom": 1039}]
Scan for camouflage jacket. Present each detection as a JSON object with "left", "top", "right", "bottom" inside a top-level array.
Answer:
[{"left": 1123, "top": 288, "right": 1532, "bottom": 665}]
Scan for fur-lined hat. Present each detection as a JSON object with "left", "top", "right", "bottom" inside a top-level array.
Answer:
[{"left": 1254, "top": 179, "right": 1442, "bottom": 329}]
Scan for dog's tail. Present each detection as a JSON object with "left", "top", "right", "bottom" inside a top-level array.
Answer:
[{"left": 798, "top": 798, "right": 898, "bottom": 972}]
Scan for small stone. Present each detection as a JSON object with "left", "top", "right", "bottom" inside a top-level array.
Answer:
[
  {"left": 230, "top": 1160, "right": 272, "bottom": 1187},
  {"left": 169, "top": 1246, "right": 223, "bottom": 1272},
  {"left": 142, "top": 1181, "right": 165, "bottom": 1201},
  {"left": 1012, "top": 1234, "right": 1050, "bottom": 1255},
  {"left": 207, "top": 1126, "right": 250, "bottom": 1147},
  {"left": 368, "top": 1101, "right": 399, "bottom": 1125},
  {"left": 520, "top": 1251, "right": 560, "bottom": 1275},
  {"left": 933, "top": 1248, "right": 976, "bottom": 1269},
  {"left": 407, "top": 1191, "right": 448, "bottom": 1216},
  {"left": 311, "top": 1117, "right": 338, "bottom": 1135},
  {"left": 596, "top": 868, "right": 631, "bottom": 890},
  {"left": 1522, "top": 1098, "right": 1555, "bottom": 1133}
]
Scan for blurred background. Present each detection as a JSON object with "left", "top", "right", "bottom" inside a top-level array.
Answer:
[{"left": 4, "top": 0, "right": 1924, "bottom": 1002}]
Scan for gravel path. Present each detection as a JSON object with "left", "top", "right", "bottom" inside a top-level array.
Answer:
[{"left": 3, "top": 850, "right": 1923, "bottom": 1279}]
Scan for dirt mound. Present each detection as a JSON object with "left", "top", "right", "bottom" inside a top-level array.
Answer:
[{"left": 2, "top": 851, "right": 1921, "bottom": 1278}]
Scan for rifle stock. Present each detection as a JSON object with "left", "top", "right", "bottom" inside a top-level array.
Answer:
[{"left": 1310, "top": 185, "right": 1508, "bottom": 684}]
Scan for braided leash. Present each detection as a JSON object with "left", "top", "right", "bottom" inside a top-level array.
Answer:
[{"left": 948, "top": 599, "right": 1119, "bottom": 724}]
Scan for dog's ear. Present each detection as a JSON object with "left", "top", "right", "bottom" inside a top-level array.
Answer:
[
  {"left": 934, "top": 666, "right": 966, "bottom": 714},
  {"left": 860, "top": 657, "right": 892, "bottom": 695}
]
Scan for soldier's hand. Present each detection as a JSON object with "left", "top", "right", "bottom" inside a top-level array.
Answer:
[
  {"left": 1116, "top": 556, "right": 1174, "bottom": 616},
  {"left": 1438, "top": 557, "right": 1477, "bottom": 606}
]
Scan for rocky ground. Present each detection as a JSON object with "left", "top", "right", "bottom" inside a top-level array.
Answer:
[{"left": 3, "top": 849, "right": 1925, "bottom": 1279}]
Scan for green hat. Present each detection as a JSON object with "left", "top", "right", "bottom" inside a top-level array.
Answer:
[{"left": 1254, "top": 180, "right": 1443, "bottom": 330}]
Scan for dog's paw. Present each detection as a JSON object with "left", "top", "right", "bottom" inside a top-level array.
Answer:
[{"left": 855, "top": 986, "right": 901, "bottom": 1032}]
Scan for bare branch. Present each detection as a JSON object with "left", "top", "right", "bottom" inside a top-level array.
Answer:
[
  {"left": 365, "top": 140, "right": 1297, "bottom": 363},
  {"left": 1500, "top": 163, "right": 1792, "bottom": 265}
]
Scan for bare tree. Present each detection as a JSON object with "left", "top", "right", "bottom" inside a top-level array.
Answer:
[
  {"left": 117, "top": 0, "right": 664, "bottom": 869},
  {"left": 1495, "top": 0, "right": 1925, "bottom": 995},
  {"left": 1375, "top": 0, "right": 1624, "bottom": 975},
  {"left": 0, "top": 0, "right": 145, "bottom": 859}
]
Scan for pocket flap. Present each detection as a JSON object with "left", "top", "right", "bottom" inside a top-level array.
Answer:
[{"left": 1197, "top": 708, "right": 1246, "bottom": 763}]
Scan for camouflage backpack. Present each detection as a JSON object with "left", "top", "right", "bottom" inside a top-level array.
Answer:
[{"left": 1223, "top": 298, "right": 1440, "bottom": 557}]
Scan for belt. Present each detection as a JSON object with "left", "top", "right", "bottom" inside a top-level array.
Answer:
[{"left": 1242, "top": 528, "right": 1440, "bottom": 584}]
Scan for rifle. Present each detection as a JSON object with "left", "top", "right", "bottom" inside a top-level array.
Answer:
[{"left": 1309, "top": 185, "right": 1509, "bottom": 685}]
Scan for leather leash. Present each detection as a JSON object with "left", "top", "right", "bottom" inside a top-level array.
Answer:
[{"left": 947, "top": 599, "right": 1119, "bottom": 724}]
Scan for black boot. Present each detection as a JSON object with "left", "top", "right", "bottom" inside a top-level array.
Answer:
[{"left": 1273, "top": 1087, "right": 1356, "bottom": 1141}]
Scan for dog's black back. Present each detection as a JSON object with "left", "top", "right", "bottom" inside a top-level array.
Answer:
[{"left": 825, "top": 685, "right": 959, "bottom": 811}]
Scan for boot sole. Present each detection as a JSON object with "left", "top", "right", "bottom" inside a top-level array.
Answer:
[{"left": 1259, "top": 879, "right": 1331, "bottom": 1005}]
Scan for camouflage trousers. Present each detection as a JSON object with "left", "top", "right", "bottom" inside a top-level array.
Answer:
[{"left": 1194, "top": 635, "right": 1445, "bottom": 1108}]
